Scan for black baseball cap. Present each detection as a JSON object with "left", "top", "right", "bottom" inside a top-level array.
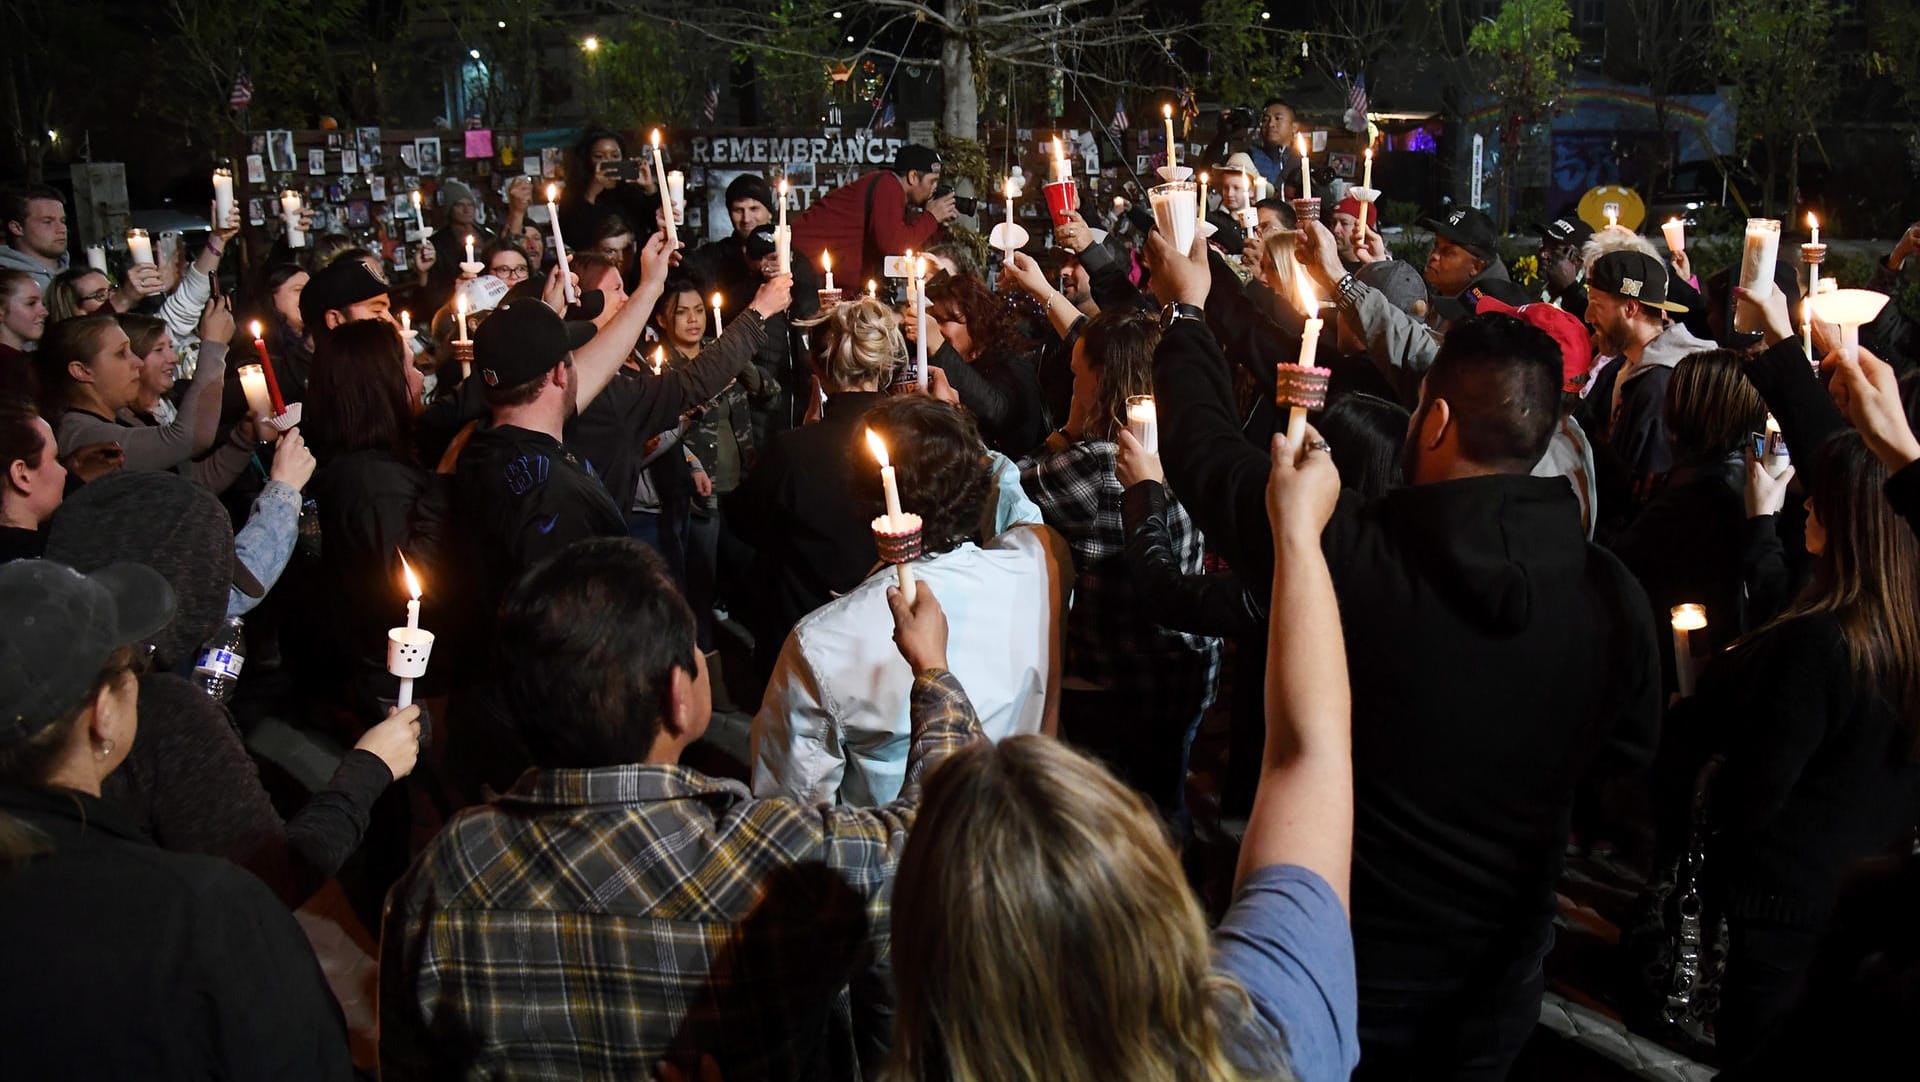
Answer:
[
  {"left": 890, "top": 144, "right": 942, "bottom": 176},
  {"left": 1590, "top": 251, "right": 1688, "bottom": 313},
  {"left": 0, "top": 560, "right": 175, "bottom": 745},
  {"left": 1537, "top": 216, "right": 1594, "bottom": 247},
  {"left": 473, "top": 298, "right": 598, "bottom": 390},
  {"left": 1422, "top": 207, "right": 1500, "bottom": 261},
  {"left": 299, "top": 253, "right": 391, "bottom": 333}
]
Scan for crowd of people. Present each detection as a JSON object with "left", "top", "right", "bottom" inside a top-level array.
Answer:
[{"left": 1, "top": 97, "right": 1918, "bottom": 1082}]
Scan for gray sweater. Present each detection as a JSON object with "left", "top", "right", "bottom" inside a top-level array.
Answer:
[{"left": 55, "top": 340, "right": 253, "bottom": 493}]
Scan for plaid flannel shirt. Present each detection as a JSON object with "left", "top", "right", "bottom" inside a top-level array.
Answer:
[
  {"left": 1020, "top": 440, "right": 1220, "bottom": 718},
  {"left": 379, "top": 671, "right": 981, "bottom": 1082}
]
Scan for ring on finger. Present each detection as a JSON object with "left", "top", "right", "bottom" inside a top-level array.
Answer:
[{"left": 1308, "top": 438, "right": 1332, "bottom": 453}]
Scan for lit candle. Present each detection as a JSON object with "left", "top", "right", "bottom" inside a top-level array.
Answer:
[
  {"left": 1197, "top": 171, "right": 1209, "bottom": 231},
  {"left": 1053, "top": 136, "right": 1070, "bottom": 183},
  {"left": 212, "top": 168, "right": 234, "bottom": 229},
  {"left": 711, "top": 292, "right": 724, "bottom": 336},
  {"left": 1362, "top": 146, "right": 1374, "bottom": 190},
  {"left": 648, "top": 130, "right": 678, "bottom": 246},
  {"left": 455, "top": 293, "right": 469, "bottom": 343},
  {"left": 1255, "top": 173, "right": 1270, "bottom": 203},
  {"left": 822, "top": 250, "right": 835, "bottom": 292},
  {"left": 1002, "top": 177, "right": 1017, "bottom": 253},
  {"left": 401, "top": 310, "right": 412, "bottom": 335},
  {"left": 1606, "top": 205, "right": 1619, "bottom": 230},
  {"left": 1295, "top": 133, "right": 1310, "bottom": 200},
  {"left": 1807, "top": 212, "right": 1819, "bottom": 246},
  {"left": 866, "top": 428, "right": 916, "bottom": 603},
  {"left": 1163, "top": 104, "right": 1176, "bottom": 173},
  {"left": 775, "top": 178, "right": 791, "bottom": 275},
  {"left": 391, "top": 555, "right": 431, "bottom": 710},
  {"left": 1736, "top": 218, "right": 1782, "bottom": 332},
  {"left": 867, "top": 278, "right": 877, "bottom": 299},
  {"left": 126, "top": 228, "right": 154, "bottom": 265},
  {"left": 248, "top": 320, "right": 285, "bottom": 414},
  {"left": 545, "top": 183, "right": 576, "bottom": 304},
  {"left": 464, "top": 233, "right": 475, "bottom": 264},
  {"left": 651, "top": 345, "right": 664, "bottom": 376},
  {"left": 411, "top": 190, "right": 423, "bottom": 228},
  {"left": 1289, "top": 275, "right": 1324, "bottom": 446},
  {"left": 1125, "top": 395, "right": 1158, "bottom": 454},
  {"left": 913, "top": 254, "right": 928, "bottom": 386},
  {"left": 1803, "top": 213, "right": 1825, "bottom": 298},
  {"left": 281, "top": 190, "right": 306, "bottom": 248},
  {"left": 1671, "top": 603, "right": 1707, "bottom": 698},
  {"left": 1661, "top": 217, "right": 1685, "bottom": 255},
  {"left": 1802, "top": 298, "right": 1814, "bottom": 363},
  {"left": 236, "top": 364, "right": 272, "bottom": 418},
  {"left": 667, "top": 170, "right": 685, "bottom": 217},
  {"left": 85, "top": 246, "right": 107, "bottom": 273}
]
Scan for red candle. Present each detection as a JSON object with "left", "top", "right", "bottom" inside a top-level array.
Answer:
[{"left": 248, "top": 321, "right": 286, "bottom": 414}]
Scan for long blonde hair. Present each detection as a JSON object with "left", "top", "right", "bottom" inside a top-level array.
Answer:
[{"left": 884, "top": 737, "right": 1291, "bottom": 1082}]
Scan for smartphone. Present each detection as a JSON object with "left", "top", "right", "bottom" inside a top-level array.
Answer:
[
  {"left": 602, "top": 159, "right": 644, "bottom": 181},
  {"left": 1752, "top": 430, "right": 1790, "bottom": 458},
  {"left": 156, "top": 231, "right": 181, "bottom": 268}
]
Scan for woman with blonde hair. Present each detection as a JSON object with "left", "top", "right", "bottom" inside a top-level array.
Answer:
[
  {"left": 885, "top": 429, "right": 1361, "bottom": 1082},
  {"left": 732, "top": 297, "right": 909, "bottom": 670}
]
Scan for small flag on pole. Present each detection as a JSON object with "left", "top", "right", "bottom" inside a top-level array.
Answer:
[
  {"left": 1343, "top": 74, "right": 1370, "bottom": 133},
  {"left": 228, "top": 69, "right": 254, "bottom": 112},
  {"left": 1110, "top": 95, "right": 1128, "bottom": 132},
  {"left": 702, "top": 79, "right": 720, "bottom": 123}
]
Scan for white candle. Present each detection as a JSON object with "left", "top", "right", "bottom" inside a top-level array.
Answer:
[
  {"left": 411, "top": 190, "right": 423, "bottom": 227},
  {"left": 710, "top": 292, "right": 724, "bottom": 337},
  {"left": 455, "top": 293, "right": 469, "bottom": 343},
  {"left": 1807, "top": 212, "right": 1819, "bottom": 246},
  {"left": 1292, "top": 276, "right": 1324, "bottom": 446},
  {"left": 1197, "top": 171, "right": 1209, "bottom": 231},
  {"left": 1671, "top": 603, "right": 1707, "bottom": 698},
  {"left": 822, "top": 251, "right": 835, "bottom": 292},
  {"left": 126, "top": 228, "right": 154, "bottom": 265},
  {"left": 1661, "top": 217, "right": 1685, "bottom": 255},
  {"left": 1255, "top": 174, "right": 1270, "bottom": 203},
  {"left": 649, "top": 129, "right": 678, "bottom": 245},
  {"left": 866, "top": 428, "right": 916, "bottom": 603},
  {"left": 1803, "top": 299, "right": 1814, "bottom": 363},
  {"left": 1125, "top": 396, "right": 1158, "bottom": 454},
  {"left": 85, "top": 246, "right": 107, "bottom": 273},
  {"left": 667, "top": 170, "right": 685, "bottom": 216},
  {"left": 1163, "top": 104, "right": 1176, "bottom": 173},
  {"left": 465, "top": 233, "right": 475, "bottom": 264},
  {"left": 1362, "top": 147, "right": 1373, "bottom": 190},
  {"left": 281, "top": 190, "right": 306, "bottom": 248},
  {"left": 1295, "top": 133, "right": 1310, "bottom": 200},
  {"left": 212, "top": 168, "right": 234, "bottom": 229},
  {"left": 546, "top": 183, "right": 576, "bottom": 304},
  {"left": 1736, "top": 218, "right": 1781, "bottom": 332},
  {"left": 1053, "top": 136, "right": 1070, "bottom": 183},
  {"left": 401, "top": 310, "right": 412, "bottom": 335},
  {"left": 237, "top": 364, "right": 272, "bottom": 418},
  {"left": 913, "top": 253, "right": 928, "bottom": 385},
  {"left": 1002, "top": 178, "right": 1017, "bottom": 252},
  {"left": 775, "top": 178, "right": 791, "bottom": 275},
  {"left": 397, "top": 557, "right": 425, "bottom": 709},
  {"left": 1763, "top": 415, "right": 1790, "bottom": 478}
]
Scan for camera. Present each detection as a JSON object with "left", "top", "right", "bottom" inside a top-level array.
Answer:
[
  {"left": 932, "top": 183, "right": 978, "bottom": 217},
  {"left": 601, "top": 159, "right": 644, "bottom": 182}
]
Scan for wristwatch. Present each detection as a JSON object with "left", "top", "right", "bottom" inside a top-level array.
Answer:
[{"left": 1158, "top": 301, "right": 1204, "bottom": 331}]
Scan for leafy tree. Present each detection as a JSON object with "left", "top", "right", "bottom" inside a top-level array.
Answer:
[
  {"left": 1466, "top": 0, "right": 1579, "bottom": 229},
  {"left": 1712, "top": 0, "right": 1838, "bottom": 215}
]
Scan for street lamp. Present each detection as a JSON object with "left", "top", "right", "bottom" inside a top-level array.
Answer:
[{"left": 582, "top": 36, "right": 599, "bottom": 52}]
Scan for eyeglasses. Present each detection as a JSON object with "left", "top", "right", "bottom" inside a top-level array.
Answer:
[
  {"left": 79, "top": 287, "right": 112, "bottom": 305},
  {"left": 594, "top": 246, "right": 632, "bottom": 265},
  {"left": 488, "top": 265, "right": 530, "bottom": 281}
]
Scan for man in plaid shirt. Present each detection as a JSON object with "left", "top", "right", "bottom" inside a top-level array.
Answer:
[{"left": 380, "top": 538, "right": 978, "bottom": 1081}]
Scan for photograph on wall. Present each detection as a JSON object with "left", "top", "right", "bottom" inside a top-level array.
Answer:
[
  {"left": 357, "top": 127, "right": 383, "bottom": 169},
  {"left": 414, "top": 137, "right": 442, "bottom": 176},
  {"left": 266, "top": 130, "right": 295, "bottom": 173},
  {"left": 308, "top": 148, "right": 326, "bottom": 176},
  {"left": 368, "top": 175, "right": 387, "bottom": 202},
  {"left": 246, "top": 197, "right": 267, "bottom": 226},
  {"left": 540, "top": 147, "right": 564, "bottom": 178},
  {"left": 245, "top": 155, "right": 266, "bottom": 184},
  {"left": 347, "top": 200, "right": 372, "bottom": 229},
  {"left": 341, "top": 150, "right": 358, "bottom": 174},
  {"left": 250, "top": 133, "right": 268, "bottom": 157},
  {"left": 400, "top": 144, "right": 418, "bottom": 171}
]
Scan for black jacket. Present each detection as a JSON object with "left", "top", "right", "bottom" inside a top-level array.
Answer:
[
  {"left": 728, "top": 390, "right": 889, "bottom": 652},
  {"left": 927, "top": 343, "right": 1049, "bottom": 459},
  {"left": 1156, "top": 318, "right": 1663, "bottom": 989},
  {"left": 0, "top": 783, "right": 353, "bottom": 1079}
]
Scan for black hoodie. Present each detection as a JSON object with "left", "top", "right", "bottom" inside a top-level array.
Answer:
[{"left": 1154, "top": 318, "right": 1663, "bottom": 990}]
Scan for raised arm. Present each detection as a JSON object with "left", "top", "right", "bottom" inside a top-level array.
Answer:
[{"left": 1234, "top": 427, "right": 1352, "bottom": 909}]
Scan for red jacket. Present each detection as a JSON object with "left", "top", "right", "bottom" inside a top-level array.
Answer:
[{"left": 790, "top": 171, "right": 942, "bottom": 286}]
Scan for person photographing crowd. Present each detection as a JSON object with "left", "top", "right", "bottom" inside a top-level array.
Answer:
[{"left": 791, "top": 144, "right": 961, "bottom": 287}]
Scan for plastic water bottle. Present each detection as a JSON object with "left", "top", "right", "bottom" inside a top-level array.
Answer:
[{"left": 194, "top": 616, "right": 246, "bottom": 703}]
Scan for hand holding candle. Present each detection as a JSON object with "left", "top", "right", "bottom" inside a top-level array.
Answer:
[
  {"left": 1662, "top": 217, "right": 1686, "bottom": 255},
  {"left": 212, "top": 168, "right": 234, "bottom": 230},
  {"left": 1125, "top": 395, "right": 1158, "bottom": 454},
  {"left": 775, "top": 179, "right": 792, "bottom": 275},
  {"left": 649, "top": 129, "right": 678, "bottom": 246},
  {"left": 545, "top": 183, "right": 576, "bottom": 304},
  {"left": 248, "top": 320, "right": 286, "bottom": 414},
  {"left": 1275, "top": 276, "right": 1330, "bottom": 447},
  {"left": 281, "top": 191, "right": 307, "bottom": 248},
  {"left": 127, "top": 228, "right": 154, "bottom": 265},
  {"left": 1670, "top": 603, "right": 1707, "bottom": 698}
]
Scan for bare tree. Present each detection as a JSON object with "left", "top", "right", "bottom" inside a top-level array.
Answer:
[{"left": 1622, "top": 0, "right": 1712, "bottom": 193}]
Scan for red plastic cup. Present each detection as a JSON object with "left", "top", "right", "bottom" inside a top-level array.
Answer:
[{"left": 1044, "top": 179, "right": 1080, "bottom": 225}]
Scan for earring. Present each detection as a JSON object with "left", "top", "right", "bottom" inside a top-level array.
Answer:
[{"left": 94, "top": 739, "right": 114, "bottom": 760}]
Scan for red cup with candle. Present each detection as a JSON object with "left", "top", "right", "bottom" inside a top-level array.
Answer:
[{"left": 1043, "top": 179, "right": 1080, "bottom": 226}]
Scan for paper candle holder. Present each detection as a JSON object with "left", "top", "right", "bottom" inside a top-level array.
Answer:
[
  {"left": 1148, "top": 181, "right": 1198, "bottom": 256},
  {"left": 871, "top": 514, "right": 926, "bottom": 564},
  {"left": 988, "top": 222, "right": 1030, "bottom": 253},
  {"left": 387, "top": 626, "right": 436, "bottom": 679},
  {"left": 1291, "top": 198, "right": 1323, "bottom": 226},
  {"left": 1274, "top": 363, "right": 1331, "bottom": 411},
  {"left": 1800, "top": 243, "right": 1827, "bottom": 267},
  {"left": 817, "top": 287, "right": 845, "bottom": 310},
  {"left": 459, "top": 261, "right": 486, "bottom": 277},
  {"left": 1156, "top": 165, "right": 1195, "bottom": 183},
  {"left": 1345, "top": 186, "right": 1381, "bottom": 205}
]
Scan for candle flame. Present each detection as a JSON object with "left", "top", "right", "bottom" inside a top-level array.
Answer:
[
  {"left": 651, "top": 128, "right": 661, "bottom": 148},
  {"left": 1671, "top": 603, "right": 1708, "bottom": 631},
  {"left": 822, "top": 250, "right": 832, "bottom": 273},
  {"left": 1295, "top": 133, "right": 1307, "bottom": 155},
  {"left": 1365, "top": 147, "right": 1373, "bottom": 160},
  {"left": 778, "top": 178, "right": 788, "bottom": 195},
  {"left": 867, "top": 278, "right": 877, "bottom": 296},
  {"left": 651, "top": 345, "right": 664, "bottom": 374},
  {"left": 865, "top": 428, "right": 890, "bottom": 468},
  {"left": 1807, "top": 211, "right": 1818, "bottom": 230},
  {"left": 249, "top": 319, "right": 263, "bottom": 340},
  {"left": 400, "top": 553, "right": 422, "bottom": 600},
  {"left": 710, "top": 291, "right": 722, "bottom": 310},
  {"left": 1005, "top": 177, "right": 1014, "bottom": 197},
  {"left": 1053, "top": 135, "right": 1064, "bottom": 160},
  {"left": 546, "top": 183, "right": 557, "bottom": 202},
  {"left": 1162, "top": 103, "right": 1172, "bottom": 119}
]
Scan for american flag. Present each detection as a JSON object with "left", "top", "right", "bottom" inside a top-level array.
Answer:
[
  {"left": 228, "top": 68, "right": 254, "bottom": 112},
  {"left": 702, "top": 78, "right": 720, "bottom": 123},
  {"left": 873, "top": 99, "right": 896, "bottom": 132},
  {"left": 1110, "top": 95, "right": 1128, "bottom": 132},
  {"left": 1343, "top": 74, "right": 1369, "bottom": 133}
]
